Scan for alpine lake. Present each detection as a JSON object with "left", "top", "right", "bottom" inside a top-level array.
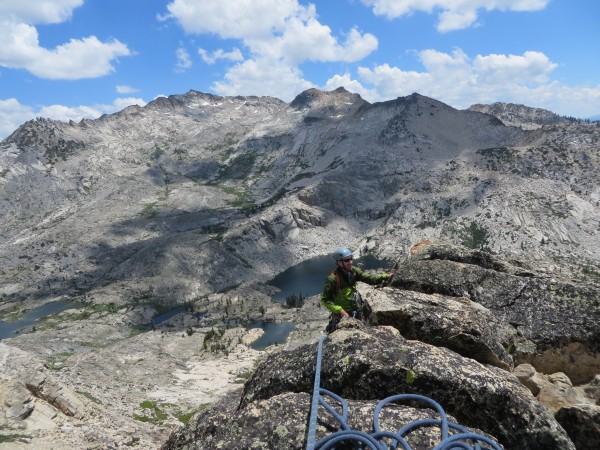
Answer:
[{"left": 0, "top": 255, "right": 391, "bottom": 348}]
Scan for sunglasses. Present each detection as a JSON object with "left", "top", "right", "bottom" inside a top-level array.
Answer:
[{"left": 340, "top": 257, "right": 353, "bottom": 262}]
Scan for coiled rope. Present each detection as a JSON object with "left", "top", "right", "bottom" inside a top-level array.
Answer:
[{"left": 306, "top": 335, "right": 503, "bottom": 450}]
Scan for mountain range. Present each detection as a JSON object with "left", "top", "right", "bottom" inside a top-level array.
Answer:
[{"left": 1, "top": 87, "right": 599, "bottom": 313}]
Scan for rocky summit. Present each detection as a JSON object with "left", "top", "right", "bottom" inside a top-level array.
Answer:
[{"left": 0, "top": 88, "right": 599, "bottom": 448}]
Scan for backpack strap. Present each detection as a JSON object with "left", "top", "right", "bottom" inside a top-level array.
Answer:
[{"left": 330, "top": 269, "right": 341, "bottom": 294}]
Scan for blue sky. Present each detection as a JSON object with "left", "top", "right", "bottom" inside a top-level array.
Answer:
[{"left": 1, "top": 0, "right": 599, "bottom": 140}]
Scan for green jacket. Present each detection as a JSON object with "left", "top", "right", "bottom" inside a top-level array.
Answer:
[{"left": 320, "top": 266, "right": 388, "bottom": 315}]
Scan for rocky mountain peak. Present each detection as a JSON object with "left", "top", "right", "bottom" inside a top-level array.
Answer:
[
  {"left": 138, "top": 90, "right": 286, "bottom": 118},
  {"left": 289, "top": 86, "right": 367, "bottom": 118},
  {"left": 468, "top": 102, "right": 573, "bottom": 129}
]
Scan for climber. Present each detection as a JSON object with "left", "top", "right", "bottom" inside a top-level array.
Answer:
[{"left": 321, "top": 247, "right": 390, "bottom": 333}]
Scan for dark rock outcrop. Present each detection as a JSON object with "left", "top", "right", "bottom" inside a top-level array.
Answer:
[
  {"left": 555, "top": 404, "right": 600, "bottom": 450},
  {"left": 584, "top": 375, "right": 600, "bottom": 404}
]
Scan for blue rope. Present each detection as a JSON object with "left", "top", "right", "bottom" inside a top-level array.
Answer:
[
  {"left": 306, "top": 335, "right": 504, "bottom": 450},
  {"left": 307, "top": 335, "right": 326, "bottom": 450}
]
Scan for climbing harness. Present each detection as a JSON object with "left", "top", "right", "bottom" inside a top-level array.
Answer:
[{"left": 306, "top": 335, "right": 503, "bottom": 450}]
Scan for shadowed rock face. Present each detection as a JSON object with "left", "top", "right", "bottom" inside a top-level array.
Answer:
[{"left": 555, "top": 404, "right": 600, "bottom": 450}]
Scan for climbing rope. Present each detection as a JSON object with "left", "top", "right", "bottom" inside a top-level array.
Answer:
[
  {"left": 307, "top": 335, "right": 326, "bottom": 450},
  {"left": 306, "top": 335, "right": 503, "bottom": 450}
]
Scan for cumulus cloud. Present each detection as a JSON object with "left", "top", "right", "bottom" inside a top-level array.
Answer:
[
  {"left": 34, "top": 96, "right": 145, "bottom": 124},
  {"left": 0, "top": 0, "right": 84, "bottom": 24},
  {"left": 360, "top": 0, "right": 550, "bottom": 32},
  {"left": 325, "top": 48, "right": 600, "bottom": 118},
  {"left": 37, "top": 104, "right": 102, "bottom": 122},
  {"left": 473, "top": 51, "right": 557, "bottom": 85},
  {"left": 164, "top": 0, "right": 298, "bottom": 39},
  {"left": 212, "top": 58, "right": 314, "bottom": 101},
  {"left": 111, "top": 97, "right": 147, "bottom": 111},
  {"left": 198, "top": 47, "right": 244, "bottom": 65},
  {"left": 164, "top": 0, "right": 377, "bottom": 100},
  {"left": 260, "top": 20, "right": 377, "bottom": 64},
  {"left": 0, "top": 98, "right": 100, "bottom": 141},
  {"left": 166, "top": 0, "right": 377, "bottom": 63},
  {"left": 174, "top": 47, "right": 192, "bottom": 72},
  {"left": 0, "top": 3, "right": 132, "bottom": 79},
  {"left": 116, "top": 85, "right": 139, "bottom": 94}
]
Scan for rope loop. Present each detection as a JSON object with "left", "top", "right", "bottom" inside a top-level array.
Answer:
[{"left": 306, "top": 336, "right": 504, "bottom": 450}]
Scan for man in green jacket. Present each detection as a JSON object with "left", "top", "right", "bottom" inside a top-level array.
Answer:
[{"left": 321, "top": 247, "right": 389, "bottom": 332}]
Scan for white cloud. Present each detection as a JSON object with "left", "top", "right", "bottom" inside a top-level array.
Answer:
[
  {"left": 38, "top": 97, "right": 146, "bottom": 121},
  {"left": 165, "top": 0, "right": 298, "bottom": 39},
  {"left": 175, "top": 47, "right": 192, "bottom": 72},
  {"left": 0, "top": 0, "right": 84, "bottom": 24},
  {"left": 0, "top": 97, "right": 148, "bottom": 141},
  {"left": 261, "top": 20, "right": 377, "bottom": 64},
  {"left": 166, "top": 0, "right": 377, "bottom": 62},
  {"left": 164, "top": 0, "right": 378, "bottom": 101},
  {"left": 198, "top": 47, "right": 244, "bottom": 65},
  {"left": 28, "top": 36, "right": 130, "bottom": 79},
  {"left": 111, "top": 97, "right": 147, "bottom": 112},
  {"left": 326, "top": 48, "right": 600, "bottom": 118},
  {"left": 356, "top": 63, "right": 433, "bottom": 100},
  {"left": 360, "top": 0, "right": 550, "bottom": 32},
  {"left": 0, "top": 5, "right": 132, "bottom": 80},
  {"left": 212, "top": 58, "right": 314, "bottom": 102},
  {"left": 473, "top": 51, "right": 557, "bottom": 85},
  {"left": 0, "top": 98, "right": 35, "bottom": 140},
  {"left": 116, "top": 85, "right": 139, "bottom": 94},
  {"left": 38, "top": 104, "right": 102, "bottom": 122},
  {"left": 437, "top": 8, "right": 479, "bottom": 32}
]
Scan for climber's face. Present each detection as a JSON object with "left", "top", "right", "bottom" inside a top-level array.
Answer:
[{"left": 338, "top": 256, "right": 353, "bottom": 270}]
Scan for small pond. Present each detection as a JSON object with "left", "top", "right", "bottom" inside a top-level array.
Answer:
[
  {"left": 247, "top": 321, "right": 295, "bottom": 350},
  {"left": 0, "top": 300, "right": 85, "bottom": 340},
  {"left": 152, "top": 305, "right": 188, "bottom": 325},
  {"left": 267, "top": 254, "right": 392, "bottom": 301}
]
